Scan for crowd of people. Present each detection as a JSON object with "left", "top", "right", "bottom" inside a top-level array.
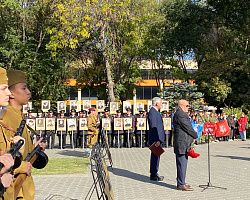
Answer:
[
  {"left": 189, "top": 110, "right": 248, "bottom": 142},
  {"left": 24, "top": 107, "right": 173, "bottom": 149},
  {"left": 23, "top": 103, "right": 249, "bottom": 150}
]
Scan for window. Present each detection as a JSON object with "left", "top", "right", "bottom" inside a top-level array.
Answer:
[{"left": 136, "top": 87, "right": 159, "bottom": 99}]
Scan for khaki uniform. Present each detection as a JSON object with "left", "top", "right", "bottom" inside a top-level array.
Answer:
[
  {"left": 0, "top": 109, "right": 14, "bottom": 200},
  {"left": 1, "top": 106, "right": 35, "bottom": 200},
  {"left": 87, "top": 113, "right": 98, "bottom": 146}
]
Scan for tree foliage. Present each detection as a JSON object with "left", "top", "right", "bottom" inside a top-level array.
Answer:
[
  {"left": 47, "top": 0, "right": 160, "bottom": 101},
  {"left": 163, "top": 82, "right": 204, "bottom": 109},
  {"left": 0, "top": 0, "right": 70, "bottom": 110},
  {"left": 161, "top": 0, "right": 250, "bottom": 108}
]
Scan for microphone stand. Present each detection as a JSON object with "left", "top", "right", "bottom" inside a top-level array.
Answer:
[{"left": 198, "top": 117, "right": 227, "bottom": 191}]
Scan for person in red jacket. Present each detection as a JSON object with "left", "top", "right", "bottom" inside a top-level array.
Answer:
[{"left": 238, "top": 112, "right": 248, "bottom": 141}]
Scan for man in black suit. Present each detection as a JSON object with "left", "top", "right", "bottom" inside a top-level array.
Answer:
[
  {"left": 148, "top": 97, "right": 165, "bottom": 181},
  {"left": 173, "top": 100, "right": 197, "bottom": 191}
]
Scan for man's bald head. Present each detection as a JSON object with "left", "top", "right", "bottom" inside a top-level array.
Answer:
[{"left": 178, "top": 99, "right": 190, "bottom": 113}]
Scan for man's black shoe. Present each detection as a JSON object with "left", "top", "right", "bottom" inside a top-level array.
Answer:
[{"left": 150, "top": 176, "right": 164, "bottom": 181}]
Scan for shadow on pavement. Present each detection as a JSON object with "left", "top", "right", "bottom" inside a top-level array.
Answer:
[
  {"left": 214, "top": 155, "right": 250, "bottom": 161},
  {"left": 56, "top": 150, "right": 90, "bottom": 158},
  {"left": 239, "top": 146, "right": 250, "bottom": 149},
  {"left": 109, "top": 167, "right": 176, "bottom": 190}
]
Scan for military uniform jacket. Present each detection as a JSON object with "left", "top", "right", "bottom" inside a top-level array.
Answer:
[
  {"left": 87, "top": 114, "right": 98, "bottom": 135},
  {"left": 1, "top": 106, "right": 35, "bottom": 200}
]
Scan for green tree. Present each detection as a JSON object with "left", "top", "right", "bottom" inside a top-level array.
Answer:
[
  {"left": 0, "top": 0, "right": 71, "bottom": 110},
  {"left": 161, "top": 0, "right": 250, "bottom": 108},
  {"left": 163, "top": 82, "right": 204, "bottom": 109},
  {"left": 200, "top": 77, "right": 232, "bottom": 105},
  {"left": 47, "top": 0, "right": 160, "bottom": 102}
]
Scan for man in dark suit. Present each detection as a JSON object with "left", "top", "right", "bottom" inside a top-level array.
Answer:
[
  {"left": 148, "top": 97, "right": 165, "bottom": 181},
  {"left": 173, "top": 99, "right": 197, "bottom": 191}
]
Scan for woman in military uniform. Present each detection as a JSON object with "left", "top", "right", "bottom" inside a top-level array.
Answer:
[{"left": 0, "top": 67, "right": 16, "bottom": 197}]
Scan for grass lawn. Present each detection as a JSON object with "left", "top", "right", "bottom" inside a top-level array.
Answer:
[{"left": 32, "top": 157, "right": 89, "bottom": 175}]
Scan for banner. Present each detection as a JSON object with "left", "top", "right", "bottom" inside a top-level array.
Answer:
[
  {"left": 215, "top": 120, "right": 230, "bottom": 137},
  {"left": 203, "top": 122, "right": 217, "bottom": 136},
  {"left": 192, "top": 123, "right": 203, "bottom": 139}
]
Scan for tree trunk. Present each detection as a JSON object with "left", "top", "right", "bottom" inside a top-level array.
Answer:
[
  {"left": 105, "top": 57, "right": 115, "bottom": 102},
  {"left": 101, "top": 26, "right": 115, "bottom": 102}
]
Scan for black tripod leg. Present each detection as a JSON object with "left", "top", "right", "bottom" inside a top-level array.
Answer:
[{"left": 199, "top": 183, "right": 227, "bottom": 192}]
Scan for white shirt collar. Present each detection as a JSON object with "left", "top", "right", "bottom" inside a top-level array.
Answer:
[{"left": 153, "top": 106, "right": 159, "bottom": 112}]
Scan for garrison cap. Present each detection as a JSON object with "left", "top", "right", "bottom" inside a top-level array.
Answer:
[
  {"left": 0, "top": 67, "right": 8, "bottom": 85},
  {"left": 89, "top": 107, "right": 96, "bottom": 112},
  {"left": 7, "top": 70, "right": 27, "bottom": 87},
  {"left": 79, "top": 110, "right": 87, "bottom": 113}
]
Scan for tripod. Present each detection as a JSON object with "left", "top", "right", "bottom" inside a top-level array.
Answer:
[{"left": 199, "top": 129, "right": 227, "bottom": 191}]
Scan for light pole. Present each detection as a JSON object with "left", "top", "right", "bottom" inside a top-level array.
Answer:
[{"left": 133, "top": 88, "right": 137, "bottom": 115}]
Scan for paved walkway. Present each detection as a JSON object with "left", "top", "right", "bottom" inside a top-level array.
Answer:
[{"left": 34, "top": 140, "right": 250, "bottom": 200}]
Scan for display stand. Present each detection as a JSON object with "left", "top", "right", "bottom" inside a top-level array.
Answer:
[{"left": 85, "top": 144, "right": 114, "bottom": 200}]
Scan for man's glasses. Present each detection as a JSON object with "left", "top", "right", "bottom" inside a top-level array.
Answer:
[{"left": 186, "top": 105, "right": 190, "bottom": 107}]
